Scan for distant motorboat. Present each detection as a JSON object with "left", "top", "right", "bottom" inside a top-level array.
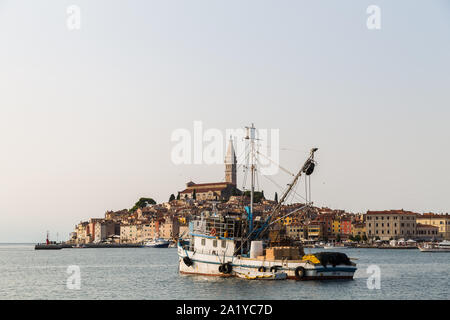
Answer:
[
  {"left": 419, "top": 241, "right": 450, "bottom": 252},
  {"left": 143, "top": 238, "right": 170, "bottom": 248},
  {"left": 323, "top": 243, "right": 336, "bottom": 249}
]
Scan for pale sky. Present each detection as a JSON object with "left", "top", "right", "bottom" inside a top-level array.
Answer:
[{"left": 1, "top": 0, "right": 449, "bottom": 242}]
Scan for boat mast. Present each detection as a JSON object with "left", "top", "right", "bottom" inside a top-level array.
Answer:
[{"left": 245, "top": 123, "right": 256, "bottom": 216}]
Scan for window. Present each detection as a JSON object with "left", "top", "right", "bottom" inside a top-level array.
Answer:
[
  {"left": 221, "top": 240, "right": 226, "bottom": 248},
  {"left": 201, "top": 238, "right": 206, "bottom": 246},
  {"left": 213, "top": 240, "right": 217, "bottom": 247}
]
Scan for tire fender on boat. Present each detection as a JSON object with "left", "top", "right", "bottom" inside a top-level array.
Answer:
[
  {"left": 183, "top": 256, "right": 193, "bottom": 267},
  {"left": 258, "top": 266, "right": 266, "bottom": 272},
  {"left": 221, "top": 263, "right": 232, "bottom": 274},
  {"left": 270, "top": 266, "right": 281, "bottom": 273},
  {"left": 295, "top": 266, "right": 306, "bottom": 280}
]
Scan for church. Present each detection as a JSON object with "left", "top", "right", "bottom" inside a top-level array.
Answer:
[{"left": 179, "top": 138, "right": 240, "bottom": 201}]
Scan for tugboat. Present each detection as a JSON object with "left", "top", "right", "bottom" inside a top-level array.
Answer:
[{"left": 178, "top": 124, "right": 356, "bottom": 280}]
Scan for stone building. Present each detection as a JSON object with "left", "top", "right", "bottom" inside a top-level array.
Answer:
[
  {"left": 365, "top": 210, "right": 417, "bottom": 241},
  {"left": 416, "top": 213, "right": 450, "bottom": 240},
  {"left": 416, "top": 223, "right": 441, "bottom": 241}
]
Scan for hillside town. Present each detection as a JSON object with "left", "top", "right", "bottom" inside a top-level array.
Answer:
[
  {"left": 68, "top": 197, "right": 450, "bottom": 245},
  {"left": 68, "top": 140, "right": 450, "bottom": 245}
]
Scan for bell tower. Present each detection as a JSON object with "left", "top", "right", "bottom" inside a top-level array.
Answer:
[{"left": 225, "top": 137, "right": 237, "bottom": 185}]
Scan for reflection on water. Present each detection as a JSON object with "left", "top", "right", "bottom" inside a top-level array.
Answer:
[{"left": 0, "top": 244, "right": 448, "bottom": 300}]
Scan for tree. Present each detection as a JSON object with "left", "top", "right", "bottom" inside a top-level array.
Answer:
[
  {"left": 336, "top": 234, "right": 341, "bottom": 243},
  {"left": 274, "top": 192, "right": 278, "bottom": 203},
  {"left": 176, "top": 192, "right": 180, "bottom": 200},
  {"left": 192, "top": 189, "right": 197, "bottom": 200},
  {"left": 169, "top": 194, "right": 175, "bottom": 202},
  {"left": 362, "top": 234, "right": 368, "bottom": 242},
  {"left": 354, "top": 235, "right": 361, "bottom": 243},
  {"left": 130, "top": 197, "right": 156, "bottom": 212}
]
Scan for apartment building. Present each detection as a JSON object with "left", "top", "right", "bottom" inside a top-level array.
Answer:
[
  {"left": 366, "top": 210, "right": 417, "bottom": 241},
  {"left": 416, "top": 213, "right": 450, "bottom": 240}
]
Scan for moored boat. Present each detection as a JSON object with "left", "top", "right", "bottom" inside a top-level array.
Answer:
[
  {"left": 419, "top": 241, "right": 450, "bottom": 252},
  {"left": 144, "top": 237, "right": 170, "bottom": 248}
]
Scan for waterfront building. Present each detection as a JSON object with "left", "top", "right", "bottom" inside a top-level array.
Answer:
[
  {"left": 120, "top": 224, "right": 139, "bottom": 243},
  {"left": 286, "top": 223, "right": 307, "bottom": 240},
  {"left": 340, "top": 218, "right": 352, "bottom": 235},
  {"left": 307, "top": 222, "right": 323, "bottom": 240},
  {"left": 94, "top": 220, "right": 117, "bottom": 242},
  {"left": 416, "top": 223, "right": 441, "bottom": 241},
  {"left": 351, "top": 222, "right": 366, "bottom": 238},
  {"left": 141, "top": 222, "right": 156, "bottom": 241},
  {"left": 366, "top": 210, "right": 417, "bottom": 241},
  {"left": 332, "top": 219, "right": 340, "bottom": 236},
  {"left": 159, "top": 217, "right": 180, "bottom": 239},
  {"left": 316, "top": 213, "right": 335, "bottom": 239},
  {"left": 75, "top": 221, "right": 89, "bottom": 244},
  {"left": 416, "top": 213, "right": 450, "bottom": 240}
]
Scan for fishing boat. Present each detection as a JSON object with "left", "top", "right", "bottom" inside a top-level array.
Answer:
[
  {"left": 178, "top": 124, "right": 356, "bottom": 280},
  {"left": 418, "top": 241, "right": 450, "bottom": 252}
]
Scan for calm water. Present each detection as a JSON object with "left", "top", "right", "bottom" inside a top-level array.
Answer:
[{"left": 0, "top": 244, "right": 448, "bottom": 299}]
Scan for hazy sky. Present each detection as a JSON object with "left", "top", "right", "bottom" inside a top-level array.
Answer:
[{"left": 1, "top": 0, "right": 449, "bottom": 242}]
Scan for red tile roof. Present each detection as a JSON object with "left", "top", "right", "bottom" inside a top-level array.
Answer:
[{"left": 366, "top": 210, "right": 417, "bottom": 216}]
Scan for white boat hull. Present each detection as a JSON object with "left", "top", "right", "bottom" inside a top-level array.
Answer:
[
  {"left": 178, "top": 246, "right": 356, "bottom": 280},
  {"left": 419, "top": 247, "right": 450, "bottom": 252}
]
